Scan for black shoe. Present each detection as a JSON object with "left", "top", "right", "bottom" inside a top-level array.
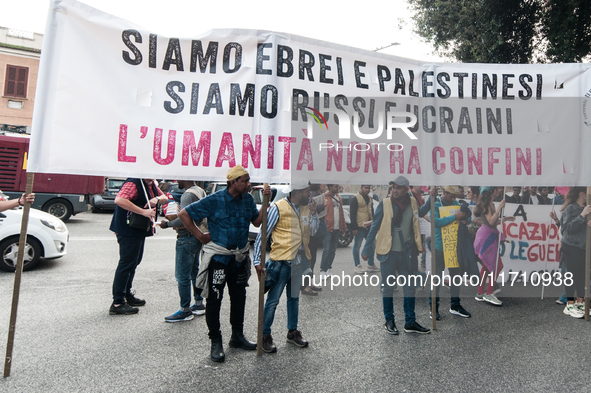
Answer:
[
  {"left": 210, "top": 341, "right": 225, "bottom": 362},
  {"left": 429, "top": 310, "right": 441, "bottom": 321},
  {"left": 311, "top": 285, "right": 322, "bottom": 292},
  {"left": 229, "top": 333, "right": 257, "bottom": 350},
  {"left": 126, "top": 293, "right": 146, "bottom": 307},
  {"left": 286, "top": 330, "right": 308, "bottom": 347},
  {"left": 384, "top": 320, "right": 399, "bottom": 335},
  {"left": 109, "top": 303, "right": 139, "bottom": 315},
  {"left": 450, "top": 305, "right": 471, "bottom": 318},
  {"left": 262, "top": 334, "right": 277, "bottom": 353},
  {"left": 429, "top": 304, "right": 441, "bottom": 321},
  {"left": 404, "top": 321, "right": 431, "bottom": 334},
  {"left": 301, "top": 287, "right": 318, "bottom": 296}
]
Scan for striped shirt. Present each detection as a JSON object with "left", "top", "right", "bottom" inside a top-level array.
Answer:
[{"left": 253, "top": 197, "right": 318, "bottom": 266}]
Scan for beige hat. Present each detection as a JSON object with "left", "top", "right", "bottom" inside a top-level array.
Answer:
[
  {"left": 226, "top": 165, "right": 249, "bottom": 181},
  {"left": 443, "top": 186, "right": 460, "bottom": 195}
]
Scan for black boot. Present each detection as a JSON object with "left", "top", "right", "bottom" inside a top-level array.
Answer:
[
  {"left": 210, "top": 340, "right": 225, "bottom": 362},
  {"left": 229, "top": 332, "right": 257, "bottom": 350}
]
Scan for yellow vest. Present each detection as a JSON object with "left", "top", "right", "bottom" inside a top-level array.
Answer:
[
  {"left": 375, "top": 197, "right": 423, "bottom": 256},
  {"left": 355, "top": 193, "right": 373, "bottom": 225},
  {"left": 269, "top": 198, "right": 311, "bottom": 261}
]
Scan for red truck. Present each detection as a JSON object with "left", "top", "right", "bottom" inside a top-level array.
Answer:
[{"left": 0, "top": 134, "right": 104, "bottom": 221}]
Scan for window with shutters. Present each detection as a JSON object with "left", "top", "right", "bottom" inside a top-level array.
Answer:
[{"left": 4, "top": 65, "right": 29, "bottom": 99}]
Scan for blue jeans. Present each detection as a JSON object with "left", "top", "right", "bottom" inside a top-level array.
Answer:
[
  {"left": 263, "top": 260, "right": 302, "bottom": 335},
  {"left": 429, "top": 249, "right": 461, "bottom": 308},
  {"left": 353, "top": 227, "right": 375, "bottom": 267},
  {"left": 175, "top": 236, "right": 203, "bottom": 309},
  {"left": 320, "top": 230, "right": 340, "bottom": 272},
  {"left": 112, "top": 235, "right": 145, "bottom": 304},
  {"left": 380, "top": 251, "right": 418, "bottom": 325}
]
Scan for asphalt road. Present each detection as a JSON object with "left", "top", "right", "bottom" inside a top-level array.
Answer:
[{"left": 1, "top": 210, "right": 590, "bottom": 392}]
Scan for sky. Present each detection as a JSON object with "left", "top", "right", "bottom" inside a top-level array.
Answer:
[{"left": 0, "top": 0, "right": 444, "bottom": 62}]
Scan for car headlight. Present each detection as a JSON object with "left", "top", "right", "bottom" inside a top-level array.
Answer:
[{"left": 41, "top": 218, "right": 67, "bottom": 233}]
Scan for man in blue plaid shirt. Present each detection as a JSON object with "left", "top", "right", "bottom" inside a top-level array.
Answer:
[{"left": 179, "top": 165, "right": 269, "bottom": 363}]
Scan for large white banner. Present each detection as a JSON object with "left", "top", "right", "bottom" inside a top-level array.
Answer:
[{"left": 30, "top": 0, "right": 591, "bottom": 185}]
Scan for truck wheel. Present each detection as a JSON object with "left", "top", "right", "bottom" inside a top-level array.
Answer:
[
  {"left": 0, "top": 236, "right": 42, "bottom": 272},
  {"left": 43, "top": 199, "right": 73, "bottom": 221}
]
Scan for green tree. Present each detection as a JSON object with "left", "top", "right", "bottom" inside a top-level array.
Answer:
[
  {"left": 409, "top": 0, "right": 590, "bottom": 63},
  {"left": 542, "top": 0, "right": 591, "bottom": 62}
]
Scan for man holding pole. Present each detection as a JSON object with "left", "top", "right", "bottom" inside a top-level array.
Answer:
[
  {"left": 253, "top": 180, "right": 318, "bottom": 353},
  {"left": 362, "top": 176, "right": 430, "bottom": 335},
  {"left": 178, "top": 166, "right": 269, "bottom": 363}
]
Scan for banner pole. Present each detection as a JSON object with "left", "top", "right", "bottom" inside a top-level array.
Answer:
[
  {"left": 540, "top": 196, "right": 556, "bottom": 300},
  {"left": 4, "top": 173, "right": 35, "bottom": 378},
  {"left": 493, "top": 192, "right": 506, "bottom": 296},
  {"left": 256, "top": 183, "right": 270, "bottom": 356},
  {"left": 585, "top": 187, "right": 590, "bottom": 321},
  {"left": 430, "top": 187, "right": 436, "bottom": 331}
]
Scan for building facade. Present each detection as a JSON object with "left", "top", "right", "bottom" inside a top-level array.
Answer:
[{"left": 0, "top": 27, "right": 43, "bottom": 134}]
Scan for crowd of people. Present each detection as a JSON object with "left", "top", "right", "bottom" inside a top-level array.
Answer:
[{"left": 106, "top": 172, "right": 591, "bottom": 362}]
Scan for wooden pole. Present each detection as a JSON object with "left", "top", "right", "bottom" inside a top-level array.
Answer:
[
  {"left": 540, "top": 196, "right": 556, "bottom": 300},
  {"left": 585, "top": 187, "right": 590, "bottom": 321},
  {"left": 256, "top": 183, "right": 270, "bottom": 356},
  {"left": 493, "top": 192, "right": 506, "bottom": 298},
  {"left": 4, "top": 173, "right": 34, "bottom": 378},
  {"left": 430, "top": 188, "right": 436, "bottom": 331}
]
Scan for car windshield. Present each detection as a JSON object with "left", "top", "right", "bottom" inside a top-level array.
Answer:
[
  {"left": 206, "top": 183, "right": 227, "bottom": 194},
  {"left": 251, "top": 187, "right": 288, "bottom": 204},
  {"left": 108, "top": 179, "right": 125, "bottom": 190}
]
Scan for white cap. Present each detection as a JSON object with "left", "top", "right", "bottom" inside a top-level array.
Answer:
[{"left": 283, "top": 179, "right": 310, "bottom": 193}]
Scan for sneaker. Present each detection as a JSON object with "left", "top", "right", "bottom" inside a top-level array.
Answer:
[
  {"left": 404, "top": 321, "right": 431, "bottom": 334},
  {"left": 450, "top": 305, "right": 471, "bottom": 318},
  {"left": 125, "top": 293, "right": 146, "bottom": 307},
  {"left": 384, "top": 320, "right": 399, "bottom": 335},
  {"left": 555, "top": 299, "right": 566, "bottom": 305},
  {"left": 475, "top": 293, "right": 485, "bottom": 302},
  {"left": 164, "top": 309, "right": 194, "bottom": 322},
  {"left": 190, "top": 303, "right": 206, "bottom": 316},
  {"left": 574, "top": 302, "right": 591, "bottom": 316},
  {"left": 366, "top": 264, "right": 380, "bottom": 272},
  {"left": 286, "top": 330, "right": 308, "bottom": 347},
  {"left": 429, "top": 310, "right": 441, "bottom": 321},
  {"left": 262, "top": 334, "right": 277, "bottom": 353},
  {"left": 109, "top": 303, "right": 139, "bottom": 315},
  {"left": 563, "top": 303, "right": 584, "bottom": 319},
  {"left": 354, "top": 265, "right": 365, "bottom": 275},
  {"left": 326, "top": 269, "right": 332, "bottom": 277},
  {"left": 483, "top": 294, "right": 503, "bottom": 306}
]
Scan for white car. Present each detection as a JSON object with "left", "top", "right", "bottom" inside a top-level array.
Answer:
[{"left": 0, "top": 192, "right": 68, "bottom": 272}]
